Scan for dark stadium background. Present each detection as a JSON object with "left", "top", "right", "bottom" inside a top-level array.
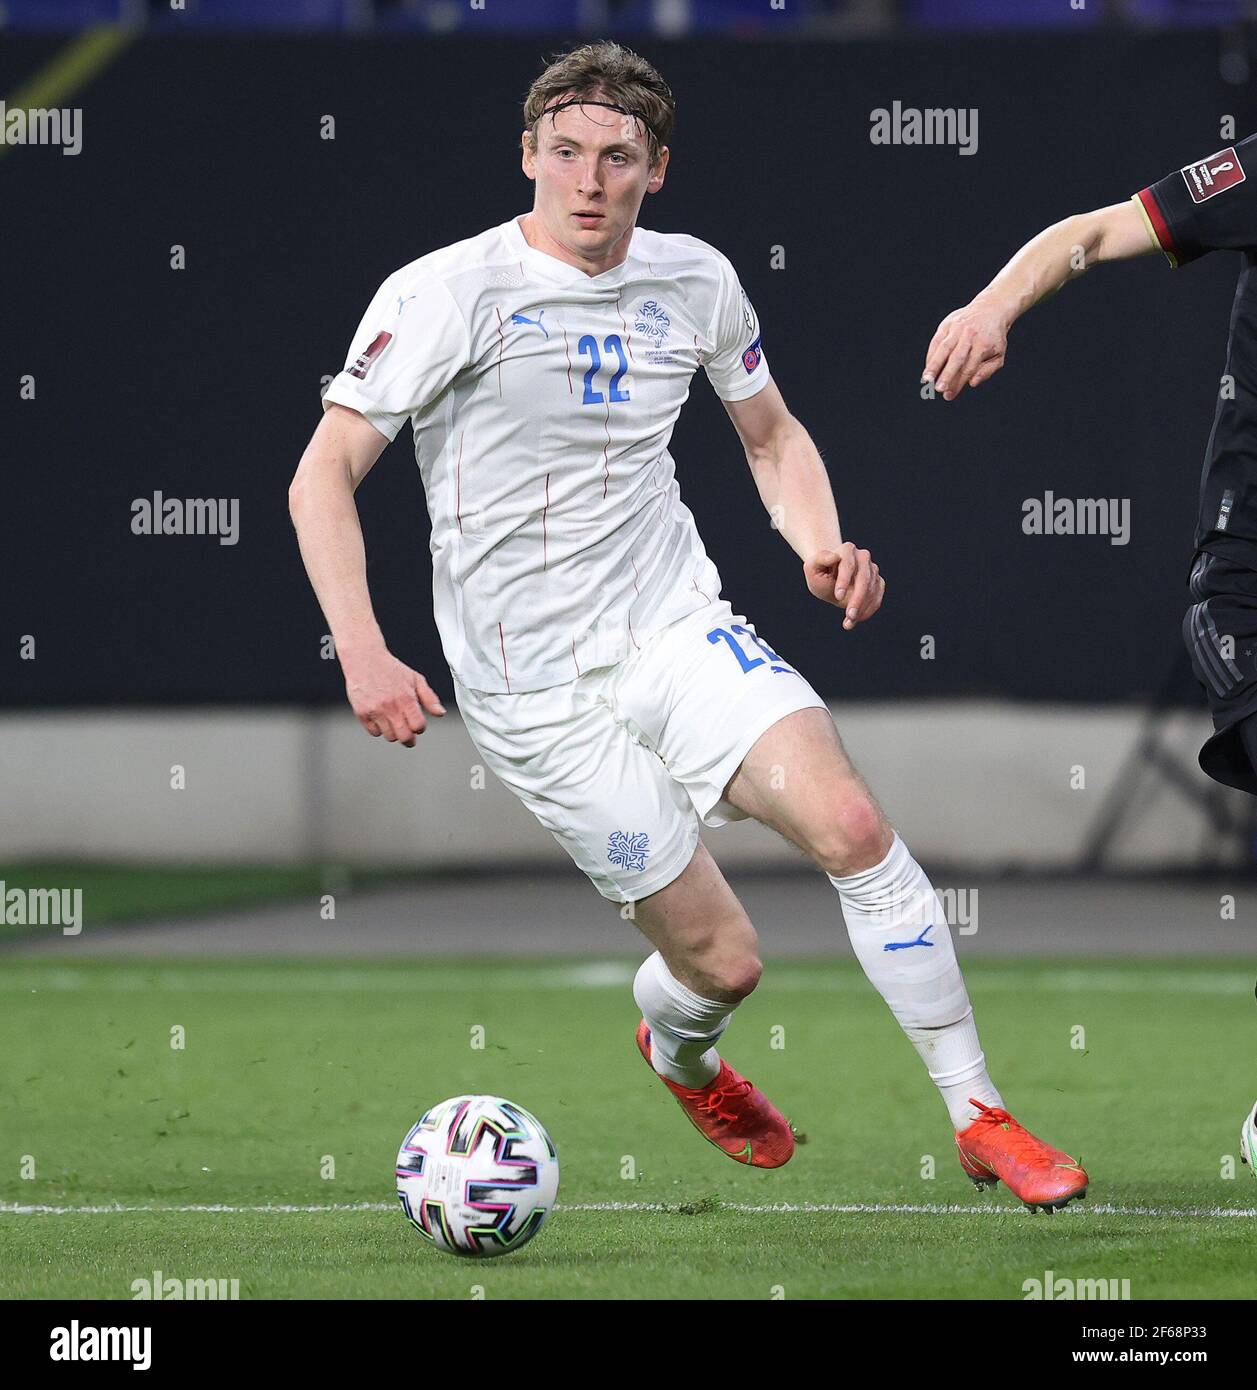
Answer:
[{"left": 1, "top": 16, "right": 1249, "bottom": 708}]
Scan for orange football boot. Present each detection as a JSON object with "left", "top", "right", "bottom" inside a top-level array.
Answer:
[
  {"left": 635, "top": 1020, "right": 794, "bottom": 1168},
  {"left": 956, "top": 1098, "right": 1088, "bottom": 1213}
]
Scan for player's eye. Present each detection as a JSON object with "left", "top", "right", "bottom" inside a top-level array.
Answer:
[{"left": 553, "top": 148, "right": 626, "bottom": 162}]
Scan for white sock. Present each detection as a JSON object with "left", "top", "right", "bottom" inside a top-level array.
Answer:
[
  {"left": 904, "top": 1009, "right": 1004, "bottom": 1132},
  {"left": 632, "top": 951, "right": 730, "bottom": 1088},
  {"left": 828, "top": 833, "right": 1002, "bottom": 1130}
]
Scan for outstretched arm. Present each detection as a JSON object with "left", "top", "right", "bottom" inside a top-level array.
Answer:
[{"left": 923, "top": 199, "right": 1158, "bottom": 401}]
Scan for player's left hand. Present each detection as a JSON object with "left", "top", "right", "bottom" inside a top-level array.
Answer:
[{"left": 804, "top": 544, "right": 884, "bottom": 630}]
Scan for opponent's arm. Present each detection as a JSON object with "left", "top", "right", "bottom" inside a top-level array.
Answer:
[
  {"left": 723, "top": 380, "right": 885, "bottom": 630},
  {"left": 289, "top": 402, "right": 446, "bottom": 746},
  {"left": 923, "top": 199, "right": 1158, "bottom": 401}
]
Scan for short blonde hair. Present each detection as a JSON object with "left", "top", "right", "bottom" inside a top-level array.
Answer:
[{"left": 522, "top": 40, "right": 674, "bottom": 168}]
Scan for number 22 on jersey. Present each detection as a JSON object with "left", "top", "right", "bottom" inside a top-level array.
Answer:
[{"left": 579, "top": 333, "right": 630, "bottom": 405}]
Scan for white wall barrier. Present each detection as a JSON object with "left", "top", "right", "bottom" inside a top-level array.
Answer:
[{"left": 0, "top": 703, "right": 1244, "bottom": 870}]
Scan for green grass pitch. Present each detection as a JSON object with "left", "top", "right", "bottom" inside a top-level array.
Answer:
[{"left": 0, "top": 956, "right": 1253, "bottom": 1299}]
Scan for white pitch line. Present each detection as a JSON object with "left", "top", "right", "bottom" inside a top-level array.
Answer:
[
  {"left": 0, "top": 1201, "right": 395, "bottom": 1215},
  {"left": 563, "top": 1201, "right": 1257, "bottom": 1218},
  {"left": 1, "top": 1200, "right": 1254, "bottom": 1218}
]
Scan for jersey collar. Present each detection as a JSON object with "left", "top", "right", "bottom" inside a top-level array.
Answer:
[{"left": 504, "top": 214, "right": 636, "bottom": 286}]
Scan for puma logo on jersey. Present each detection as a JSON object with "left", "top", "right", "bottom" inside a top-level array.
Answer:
[
  {"left": 396, "top": 294, "right": 416, "bottom": 314},
  {"left": 511, "top": 310, "right": 549, "bottom": 338}
]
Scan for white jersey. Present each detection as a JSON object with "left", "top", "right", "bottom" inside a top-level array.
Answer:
[{"left": 323, "top": 213, "right": 771, "bottom": 693}]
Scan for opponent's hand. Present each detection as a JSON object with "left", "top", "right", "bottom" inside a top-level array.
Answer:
[
  {"left": 804, "top": 544, "right": 884, "bottom": 630},
  {"left": 923, "top": 296, "right": 1011, "bottom": 400},
  {"left": 342, "top": 647, "right": 446, "bottom": 747}
]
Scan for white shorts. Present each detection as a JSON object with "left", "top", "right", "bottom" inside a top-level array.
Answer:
[{"left": 452, "top": 598, "right": 829, "bottom": 904}]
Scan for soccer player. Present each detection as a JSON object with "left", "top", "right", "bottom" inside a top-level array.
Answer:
[
  {"left": 924, "top": 135, "right": 1257, "bottom": 794},
  {"left": 290, "top": 41, "right": 1086, "bottom": 1210}
]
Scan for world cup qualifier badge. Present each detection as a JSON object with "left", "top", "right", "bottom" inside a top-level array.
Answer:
[
  {"left": 349, "top": 330, "right": 393, "bottom": 380},
  {"left": 1181, "top": 147, "right": 1245, "bottom": 203}
]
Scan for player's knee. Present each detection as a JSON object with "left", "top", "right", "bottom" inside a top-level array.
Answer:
[
  {"left": 693, "top": 950, "right": 762, "bottom": 1003},
  {"left": 733, "top": 952, "right": 765, "bottom": 1000},
  {"left": 809, "top": 795, "right": 890, "bottom": 877},
  {"left": 715, "top": 954, "right": 763, "bottom": 1002}
]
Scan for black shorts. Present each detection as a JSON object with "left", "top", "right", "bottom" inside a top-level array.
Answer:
[{"left": 1183, "top": 550, "right": 1257, "bottom": 793}]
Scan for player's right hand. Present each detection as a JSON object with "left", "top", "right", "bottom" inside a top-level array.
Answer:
[
  {"left": 341, "top": 647, "right": 446, "bottom": 747},
  {"left": 922, "top": 296, "right": 1012, "bottom": 400}
]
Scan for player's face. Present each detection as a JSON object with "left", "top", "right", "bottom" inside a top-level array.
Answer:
[{"left": 521, "top": 100, "right": 667, "bottom": 273}]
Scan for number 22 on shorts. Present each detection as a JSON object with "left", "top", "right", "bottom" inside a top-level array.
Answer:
[{"left": 706, "top": 624, "right": 797, "bottom": 676}]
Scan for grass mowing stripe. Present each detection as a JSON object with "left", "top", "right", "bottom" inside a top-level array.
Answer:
[
  {"left": 0, "top": 962, "right": 1250, "bottom": 994},
  {"left": 0, "top": 863, "right": 418, "bottom": 939}
]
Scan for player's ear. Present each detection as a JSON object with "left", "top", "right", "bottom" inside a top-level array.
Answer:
[{"left": 646, "top": 146, "right": 668, "bottom": 192}]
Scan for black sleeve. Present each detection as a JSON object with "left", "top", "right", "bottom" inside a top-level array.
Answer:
[{"left": 1134, "top": 132, "right": 1257, "bottom": 267}]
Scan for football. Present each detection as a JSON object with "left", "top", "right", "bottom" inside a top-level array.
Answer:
[{"left": 395, "top": 1095, "right": 560, "bottom": 1257}]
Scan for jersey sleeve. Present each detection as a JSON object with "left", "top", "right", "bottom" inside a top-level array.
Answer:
[
  {"left": 322, "top": 272, "right": 471, "bottom": 440},
  {"left": 1133, "top": 134, "right": 1257, "bottom": 268},
  {"left": 702, "top": 252, "right": 771, "bottom": 401}
]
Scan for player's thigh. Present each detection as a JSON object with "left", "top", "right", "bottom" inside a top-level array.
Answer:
[
  {"left": 608, "top": 602, "right": 840, "bottom": 829},
  {"left": 724, "top": 706, "right": 892, "bottom": 870},
  {"left": 453, "top": 673, "right": 700, "bottom": 905},
  {"left": 1183, "top": 559, "right": 1257, "bottom": 791},
  {"left": 610, "top": 602, "right": 890, "bottom": 871}
]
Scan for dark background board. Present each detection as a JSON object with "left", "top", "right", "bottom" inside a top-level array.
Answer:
[{"left": 2, "top": 29, "right": 1249, "bottom": 706}]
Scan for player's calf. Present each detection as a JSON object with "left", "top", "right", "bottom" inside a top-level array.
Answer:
[{"left": 632, "top": 949, "right": 745, "bottom": 1088}]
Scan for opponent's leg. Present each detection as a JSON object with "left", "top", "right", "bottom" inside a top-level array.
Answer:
[
  {"left": 1236, "top": 709, "right": 1257, "bottom": 783},
  {"left": 1184, "top": 555, "right": 1257, "bottom": 794}
]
